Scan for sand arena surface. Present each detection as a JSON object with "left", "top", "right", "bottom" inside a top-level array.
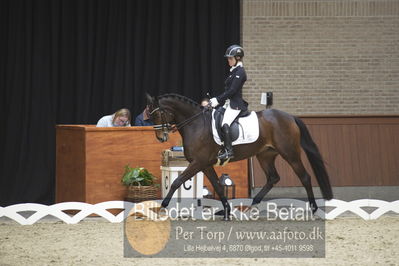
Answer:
[{"left": 0, "top": 216, "right": 398, "bottom": 266}]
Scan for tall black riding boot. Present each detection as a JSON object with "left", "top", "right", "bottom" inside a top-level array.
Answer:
[{"left": 218, "top": 124, "right": 234, "bottom": 161}]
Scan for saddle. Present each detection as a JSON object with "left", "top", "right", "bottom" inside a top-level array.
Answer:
[{"left": 213, "top": 106, "right": 251, "bottom": 142}]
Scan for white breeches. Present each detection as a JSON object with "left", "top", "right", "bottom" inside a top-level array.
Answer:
[{"left": 222, "top": 103, "right": 241, "bottom": 126}]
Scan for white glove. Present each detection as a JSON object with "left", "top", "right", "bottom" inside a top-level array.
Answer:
[{"left": 210, "top": 97, "right": 219, "bottom": 108}]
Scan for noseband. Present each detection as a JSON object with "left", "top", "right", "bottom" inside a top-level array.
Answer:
[{"left": 150, "top": 107, "right": 175, "bottom": 133}]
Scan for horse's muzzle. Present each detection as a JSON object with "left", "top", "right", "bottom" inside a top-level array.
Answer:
[
  {"left": 162, "top": 132, "right": 169, "bottom": 142},
  {"left": 153, "top": 124, "right": 170, "bottom": 143},
  {"left": 156, "top": 132, "right": 169, "bottom": 143}
]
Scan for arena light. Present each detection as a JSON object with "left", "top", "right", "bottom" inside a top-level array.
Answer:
[
  {"left": 202, "top": 186, "right": 213, "bottom": 199},
  {"left": 219, "top": 174, "right": 236, "bottom": 199}
]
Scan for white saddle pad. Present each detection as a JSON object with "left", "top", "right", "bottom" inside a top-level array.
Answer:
[{"left": 212, "top": 110, "right": 259, "bottom": 146}]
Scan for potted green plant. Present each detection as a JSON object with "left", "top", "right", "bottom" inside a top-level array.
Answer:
[{"left": 121, "top": 165, "right": 159, "bottom": 202}]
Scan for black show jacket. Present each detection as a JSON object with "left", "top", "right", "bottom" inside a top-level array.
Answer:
[{"left": 216, "top": 65, "right": 248, "bottom": 111}]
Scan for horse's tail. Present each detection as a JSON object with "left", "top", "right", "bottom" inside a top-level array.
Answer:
[{"left": 294, "top": 116, "right": 333, "bottom": 200}]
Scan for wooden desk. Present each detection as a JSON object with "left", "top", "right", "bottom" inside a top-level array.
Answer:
[{"left": 56, "top": 125, "right": 248, "bottom": 204}]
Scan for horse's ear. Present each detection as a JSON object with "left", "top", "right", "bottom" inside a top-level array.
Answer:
[{"left": 145, "top": 93, "right": 155, "bottom": 106}]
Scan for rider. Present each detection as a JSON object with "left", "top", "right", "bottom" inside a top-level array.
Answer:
[{"left": 210, "top": 44, "right": 248, "bottom": 161}]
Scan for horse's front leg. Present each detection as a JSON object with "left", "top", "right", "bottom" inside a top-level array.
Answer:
[
  {"left": 161, "top": 162, "right": 201, "bottom": 208},
  {"left": 202, "top": 167, "right": 231, "bottom": 221}
]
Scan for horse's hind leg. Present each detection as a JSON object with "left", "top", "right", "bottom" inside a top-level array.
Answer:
[
  {"left": 286, "top": 158, "right": 318, "bottom": 213},
  {"left": 202, "top": 167, "right": 231, "bottom": 221},
  {"left": 251, "top": 151, "right": 280, "bottom": 206},
  {"left": 273, "top": 121, "right": 318, "bottom": 213}
]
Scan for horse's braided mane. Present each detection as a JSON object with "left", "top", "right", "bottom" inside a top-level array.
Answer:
[{"left": 158, "top": 93, "right": 200, "bottom": 108}]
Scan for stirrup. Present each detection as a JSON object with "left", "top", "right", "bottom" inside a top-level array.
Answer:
[{"left": 217, "top": 149, "right": 234, "bottom": 160}]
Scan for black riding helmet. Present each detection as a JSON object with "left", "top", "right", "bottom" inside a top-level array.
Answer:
[{"left": 224, "top": 44, "right": 244, "bottom": 59}]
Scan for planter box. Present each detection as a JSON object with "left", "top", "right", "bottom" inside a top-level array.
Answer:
[{"left": 126, "top": 185, "right": 158, "bottom": 203}]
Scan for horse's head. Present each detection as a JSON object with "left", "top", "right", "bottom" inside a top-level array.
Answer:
[{"left": 146, "top": 93, "right": 175, "bottom": 143}]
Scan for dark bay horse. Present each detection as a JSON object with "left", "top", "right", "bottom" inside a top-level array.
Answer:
[{"left": 147, "top": 93, "right": 333, "bottom": 220}]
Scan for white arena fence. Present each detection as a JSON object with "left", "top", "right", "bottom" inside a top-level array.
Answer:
[{"left": 1, "top": 199, "right": 398, "bottom": 225}]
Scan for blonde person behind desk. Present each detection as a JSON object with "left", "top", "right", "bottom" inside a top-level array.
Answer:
[{"left": 96, "top": 108, "right": 132, "bottom": 127}]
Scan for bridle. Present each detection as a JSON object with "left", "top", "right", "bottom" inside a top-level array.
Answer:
[
  {"left": 150, "top": 106, "right": 210, "bottom": 141},
  {"left": 150, "top": 107, "right": 175, "bottom": 132}
]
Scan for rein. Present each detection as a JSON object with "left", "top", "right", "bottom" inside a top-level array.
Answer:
[{"left": 151, "top": 106, "right": 210, "bottom": 133}]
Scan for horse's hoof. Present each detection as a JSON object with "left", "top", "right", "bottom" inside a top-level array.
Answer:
[
  {"left": 310, "top": 204, "right": 318, "bottom": 214},
  {"left": 149, "top": 207, "right": 162, "bottom": 214},
  {"left": 215, "top": 210, "right": 225, "bottom": 216},
  {"left": 223, "top": 216, "right": 231, "bottom": 221}
]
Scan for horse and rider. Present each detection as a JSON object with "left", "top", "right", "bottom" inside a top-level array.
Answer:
[{"left": 147, "top": 45, "right": 333, "bottom": 220}]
